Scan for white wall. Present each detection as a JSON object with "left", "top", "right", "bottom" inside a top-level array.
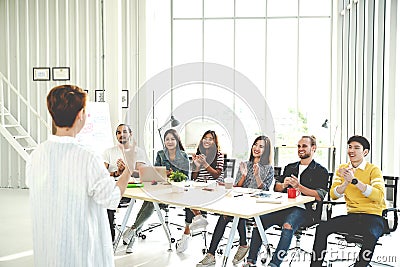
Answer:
[{"left": 0, "top": 0, "right": 146, "bottom": 188}]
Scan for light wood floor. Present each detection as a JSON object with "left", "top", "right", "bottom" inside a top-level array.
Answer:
[{"left": 1, "top": 188, "right": 399, "bottom": 267}]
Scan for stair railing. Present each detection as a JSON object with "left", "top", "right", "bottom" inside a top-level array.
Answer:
[{"left": 0, "top": 72, "right": 51, "bottom": 138}]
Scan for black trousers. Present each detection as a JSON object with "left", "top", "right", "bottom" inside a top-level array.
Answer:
[{"left": 107, "top": 209, "right": 116, "bottom": 242}]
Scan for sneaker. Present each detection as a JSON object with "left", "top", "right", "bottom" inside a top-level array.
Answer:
[
  {"left": 176, "top": 233, "right": 190, "bottom": 253},
  {"left": 122, "top": 227, "right": 135, "bottom": 245},
  {"left": 189, "top": 215, "right": 208, "bottom": 231},
  {"left": 126, "top": 235, "right": 135, "bottom": 254},
  {"left": 232, "top": 245, "right": 249, "bottom": 264},
  {"left": 196, "top": 253, "right": 216, "bottom": 266}
]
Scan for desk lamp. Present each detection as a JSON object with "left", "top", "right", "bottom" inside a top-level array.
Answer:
[{"left": 158, "top": 115, "right": 180, "bottom": 147}]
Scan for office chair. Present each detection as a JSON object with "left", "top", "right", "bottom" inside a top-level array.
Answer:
[
  {"left": 135, "top": 203, "right": 183, "bottom": 242},
  {"left": 116, "top": 202, "right": 181, "bottom": 247},
  {"left": 274, "top": 166, "right": 282, "bottom": 178},
  {"left": 324, "top": 175, "right": 399, "bottom": 267},
  {"left": 223, "top": 158, "right": 236, "bottom": 178}
]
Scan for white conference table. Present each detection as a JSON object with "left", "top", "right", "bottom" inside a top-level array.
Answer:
[{"left": 114, "top": 181, "right": 314, "bottom": 267}]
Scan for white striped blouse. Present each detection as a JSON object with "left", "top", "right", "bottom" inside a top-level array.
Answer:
[{"left": 26, "top": 135, "right": 120, "bottom": 267}]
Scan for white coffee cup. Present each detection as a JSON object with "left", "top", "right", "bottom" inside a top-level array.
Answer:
[{"left": 224, "top": 177, "right": 234, "bottom": 189}]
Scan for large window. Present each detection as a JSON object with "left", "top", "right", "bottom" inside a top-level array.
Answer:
[{"left": 146, "top": 0, "right": 333, "bottom": 166}]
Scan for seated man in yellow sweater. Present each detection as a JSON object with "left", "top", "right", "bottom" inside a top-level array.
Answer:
[{"left": 310, "top": 135, "right": 386, "bottom": 267}]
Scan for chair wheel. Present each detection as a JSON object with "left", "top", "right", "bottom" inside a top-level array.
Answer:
[
  {"left": 217, "top": 249, "right": 223, "bottom": 255},
  {"left": 141, "top": 234, "right": 146, "bottom": 239},
  {"left": 171, "top": 238, "right": 175, "bottom": 243},
  {"left": 123, "top": 241, "right": 127, "bottom": 245},
  {"left": 202, "top": 248, "right": 207, "bottom": 254},
  {"left": 261, "top": 258, "right": 266, "bottom": 264}
]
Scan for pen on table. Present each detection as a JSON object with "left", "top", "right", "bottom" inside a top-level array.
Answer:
[{"left": 234, "top": 194, "right": 243, "bottom": 197}]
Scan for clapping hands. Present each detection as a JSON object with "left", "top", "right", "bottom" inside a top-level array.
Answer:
[
  {"left": 283, "top": 175, "right": 300, "bottom": 188},
  {"left": 118, "top": 143, "right": 136, "bottom": 176},
  {"left": 192, "top": 154, "right": 207, "bottom": 168},
  {"left": 239, "top": 162, "right": 248, "bottom": 176},
  {"left": 116, "top": 158, "right": 125, "bottom": 173},
  {"left": 338, "top": 167, "right": 354, "bottom": 183}
]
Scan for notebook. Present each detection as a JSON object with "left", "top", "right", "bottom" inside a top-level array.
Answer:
[{"left": 138, "top": 166, "right": 168, "bottom": 182}]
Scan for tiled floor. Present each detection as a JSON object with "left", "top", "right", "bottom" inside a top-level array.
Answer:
[{"left": 1, "top": 188, "right": 399, "bottom": 267}]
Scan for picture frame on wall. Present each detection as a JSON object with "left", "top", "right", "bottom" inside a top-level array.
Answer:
[
  {"left": 95, "top": 90, "right": 105, "bottom": 102},
  {"left": 33, "top": 67, "right": 51, "bottom": 81},
  {"left": 122, "top": 90, "right": 129, "bottom": 108},
  {"left": 52, "top": 67, "right": 70, "bottom": 81}
]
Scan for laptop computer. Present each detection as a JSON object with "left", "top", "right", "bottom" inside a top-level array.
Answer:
[{"left": 138, "top": 166, "right": 168, "bottom": 182}]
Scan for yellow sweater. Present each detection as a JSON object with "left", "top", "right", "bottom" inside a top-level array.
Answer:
[{"left": 330, "top": 162, "right": 386, "bottom": 216}]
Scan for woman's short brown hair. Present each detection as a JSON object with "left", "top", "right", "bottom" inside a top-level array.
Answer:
[{"left": 47, "top": 85, "right": 87, "bottom": 128}]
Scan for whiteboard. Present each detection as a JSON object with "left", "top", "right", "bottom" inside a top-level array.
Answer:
[{"left": 76, "top": 101, "right": 114, "bottom": 155}]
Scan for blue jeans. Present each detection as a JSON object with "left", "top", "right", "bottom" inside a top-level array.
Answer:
[
  {"left": 247, "top": 207, "right": 306, "bottom": 266},
  {"left": 207, "top": 215, "right": 247, "bottom": 255},
  {"left": 133, "top": 201, "right": 168, "bottom": 232},
  {"left": 310, "top": 213, "right": 384, "bottom": 267}
]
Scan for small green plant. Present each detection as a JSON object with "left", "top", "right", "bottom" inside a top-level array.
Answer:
[{"left": 169, "top": 170, "right": 187, "bottom": 182}]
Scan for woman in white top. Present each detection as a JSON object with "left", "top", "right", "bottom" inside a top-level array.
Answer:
[{"left": 26, "top": 85, "right": 135, "bottom": 267}]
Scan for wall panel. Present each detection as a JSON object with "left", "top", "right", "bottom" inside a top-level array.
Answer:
[{"left": 0, "top": 0, "right": 104, "bottom": 187}]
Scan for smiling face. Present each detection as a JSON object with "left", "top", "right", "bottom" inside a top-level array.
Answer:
[
  {"left": 347, "top": 141, "right": 367, "bottom": 166},
  {"left": 201, "top": 133, "right": 215, "bottom": 149},
  {"left": 164, "top": 133, "right": 177, "bottom": 150},
  {"left": 297, "top": 137, "right": 315, "bottom": 159},
  {"left": 252, "top": 139, "right": 266, "bottom": 159},
  {"left": 116, "top": 125, "right": 132, "bottom": 145}
]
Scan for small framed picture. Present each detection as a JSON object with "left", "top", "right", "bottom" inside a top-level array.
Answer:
[
  {"left": 52, "top": 67, "right": 70, "bottom": 81},
  {"left": 122, "top": 90, "right": 129, "bottom": 108},
  {"left": 95, "top": 90, "right": 105, "bottom": 102},
  {"left": 33, "top": 67, "right": 50, "bottom": 81}
]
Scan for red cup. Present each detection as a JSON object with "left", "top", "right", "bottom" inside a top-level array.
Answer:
[{"left": 287, "top": 188, "right": 300, "bottom": 199}]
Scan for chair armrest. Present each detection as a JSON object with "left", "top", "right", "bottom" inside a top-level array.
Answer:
[
  {"left": 322, "top": 200, "right": 347, "bottom": 220},
  {"left": 382, "top": 208, "right": 400, "bottom": 233}
]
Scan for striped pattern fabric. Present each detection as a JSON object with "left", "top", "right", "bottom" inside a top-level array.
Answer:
[
  {"left": 196, "top": 152, "right": 224, "bottom": 182},
  {"left": 26, "top": 135, "right": 120, "bottom": 267}
]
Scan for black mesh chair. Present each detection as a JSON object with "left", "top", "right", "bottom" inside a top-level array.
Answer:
[
  {"left": 135, "top": 204, "right": 183, "bottom": 242},
  {"left": 274, "top": 166, "right": 282, "bottom": 178},
  {"left": 324, "top": 175, "right": 399, "bottom": 267},
  {"left": 223, "top": 158, "right": 236, "bottom": 178}
]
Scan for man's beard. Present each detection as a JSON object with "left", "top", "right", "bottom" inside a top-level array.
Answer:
[
  {"left": 299, "top": 153, "right": 310, "bottom": 159},
  {"left": 119, "top": 139, "right": 128, "bottom": 144}
]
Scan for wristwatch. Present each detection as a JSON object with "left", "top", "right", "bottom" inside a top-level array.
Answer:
[{"left": 351, "top": 178, "right": 358, "bottom": 185}]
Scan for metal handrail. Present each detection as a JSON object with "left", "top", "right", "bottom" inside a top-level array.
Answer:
[{"left": 0, "top": 72, "right": 50, "bottom": 131}]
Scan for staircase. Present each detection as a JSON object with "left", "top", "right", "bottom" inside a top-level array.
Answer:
[
  {"left": 0, "top": 106, "right": 37, "bottom": 161},
  {"left": 0, "top": 72, "right": 50, "bottom": 162}
]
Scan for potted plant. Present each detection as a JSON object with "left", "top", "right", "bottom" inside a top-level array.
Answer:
[
  {"left": 169, "top": 170, "right": 187, "bottom": 182},
  {"left": 169, "top": 170, "right": 187, "bottom": 192}
]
